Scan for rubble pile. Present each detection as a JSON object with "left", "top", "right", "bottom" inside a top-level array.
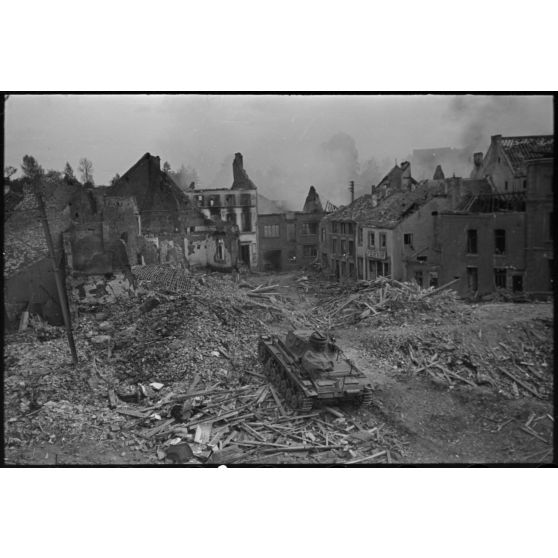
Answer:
[
  {"left": 4, "top": 267, "right": 552, "bottom": 464},
  {"left": 4, "top": 269, "right": 402, "bottom": 464},
  {"left": 106, "top": 372, "right": 402, "bottom": 464},
  {"left": 301, "top": 277, "right": 471, "bottom": 330},
  {"left": 359, "top": 318, "right": 553, "bottom": 400}
]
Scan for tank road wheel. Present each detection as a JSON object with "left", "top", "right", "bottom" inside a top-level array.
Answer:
[{"left": 360, "top": 387, "right": 374, "bottom": 407}]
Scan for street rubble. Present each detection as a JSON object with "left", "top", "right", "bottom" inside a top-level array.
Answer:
[{"left": 4, "top": 266, "right": 553, "bottom": 464}]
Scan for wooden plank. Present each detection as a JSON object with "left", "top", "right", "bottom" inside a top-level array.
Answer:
[
  {"left": 495, "top": 366, "right": 543, "bottom": 399},
  {"left": 142, "top": 418, "right": 175, "bottom": 438},
  {"left": 520, "top": 426, "right": 549, "bottom": 444},
  {"left": 346, "top": 450, "right": 387, "bottom": 464},
  {"left": 324, "top": 406, "right": 345, "bottom": 419},
  {"left": 269, "top": 385, "right": 288, "bottom": 417},
  {"left": 422, "top": 278, "right": 460, "bottom": 298},
  {"left": 265, "top": 444, "right": 344, "bottom": 453},
  {"left": 116, "top": 408, "right": 150, "bottom": 419},
  {"left": 255, "top": 386, "right": 270, "bottom": 405}
]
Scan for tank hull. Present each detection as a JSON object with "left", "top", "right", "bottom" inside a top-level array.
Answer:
[{"left": 257, "top": 332, "right": 373, "bottom": 411}]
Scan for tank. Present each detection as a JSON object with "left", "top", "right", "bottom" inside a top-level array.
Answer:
[{"left": 257, "top": 329, "right": 374, "bottom": 412}]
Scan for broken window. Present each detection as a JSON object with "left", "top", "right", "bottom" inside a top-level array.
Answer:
[
  {"left": 348, "top": 223, "right": 354, "bottom": 235},
  {"left": 227, "top": 212, "right": 236, "bottom": 225},
  {"left": 467, "top": 229, "right": 478, "bottom": 254},
  {"left": 240, "top": 194, "right": 252, "bottom": 206},
  {"left": 332, "top": 222, "right": 338, "bottom": 233},
  {"left": 504, "top": 181, "right": 508, "bottom": 191},
  {"left": 404, "top": 233, "right": 413, "bottom": 247},
  {"left": 226, "top": 194, "right": 236, "bottom": 206},
  {"left": 287, "top": 223, "right": 296, "bottom": 241},
  {"left": 494, "top": 229, "right": 506, "bottom": 254},
  {"left": 357, "top": 257, "right": 363, "bottom": 279},
  {"left": 379, "top": 232, "right": 386, "bottom": 248},
  {"left": 263, "top": 225, "right": 280, "bottom": 238},
  {"left": 301, "top": 222, "right": 318, "bottom": 235},
  {"left": 494, "top": 268, "right": 507, "bottom": 288},
  {"left": 340, "top": 222, "right": 346, "bottom": 234},
  {"left": 241, "top": 209, "right": 252, "bottom": 232},
  {"left": 368, "top": 231, "right": 375, "bottom": 247},
  {"left": 512, "top": 275, "right": 523, "bottom": 292},
  {"left": 321, "top": 227, "right": 326, "bottom": 242},
  {"left": 331, "top": 238, "right": 337, "bottom": 253},
  {"left": 348, "top": 240, "right": 354, "bottom": 256},
  {"left": 417, "top": 255, "right": 427, "bottom": 262},
  {"left": 429, "top": 271, "right": 438, "bottom": 287},
  {"left": 341, "top": 240, "right": 346, "bottom": 255},
  {"left": 550, "top": 213, "right": 554, "bottom": 240},
  {"left": 349, "top": 262, "right": 355, "bottom": 277},
  {"left": 523, "top": 180, "right": 527, "bottom": 189},
  {"left": 466, "top": 266, "right": 478, "bottom": 291},
  {"left": 415, "top": 270, "right": 423, "bottom": 287},
  {"left": 358, "top": 227, "right": 363, "bottom": 245}
]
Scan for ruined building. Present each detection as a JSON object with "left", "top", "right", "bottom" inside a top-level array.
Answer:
[
  {"left": 470, "top": 134, "right": 554, "bottom": 193},
  {"left": 258, "top": 186, "right": 326, "bottom": 271},
  {"left": 112, "top": 153, "right": 240, "bottom": 270},
  {"left": 62, "top": 187, "right": 140, "bottom": 307},
  {"left": 183, "top": 153, "right": 256, "bottom": 270},
  {"left": 439, "top": 145, "right": 554, "bottom": 297},
  {"left": 320, "top": 162, "right": 494, "bottom": 285}
]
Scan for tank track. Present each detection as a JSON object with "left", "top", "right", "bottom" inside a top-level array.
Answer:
[
  {"left": 359, "top": 387, "right": 374, "bottom": 407},
  {"left": 259, "top": 342, "right": 313, "bottom": 413}
]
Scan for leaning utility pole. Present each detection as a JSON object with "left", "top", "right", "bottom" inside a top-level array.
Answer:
[{"left": 33, "top": 177, "right": 79, "bottom": 365}]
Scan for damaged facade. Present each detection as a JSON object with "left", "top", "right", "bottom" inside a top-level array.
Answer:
[
  {"left": 62, "top": 187, "right": 140, "bottom": 308},
  {"left": 112, "top": 153, "right": 240, "bottom": 271},
  {"left": 258, "top": 186, "right": 325, "bottom": 271},
  {"left": 320, "top": 163, "right": 495, "bottom": 286},
  {"left": 183, "top": 153, "right": 256, "bottom": 270},
  {"left": 470, "top": 134, "right": 554, "bottom": 193}
]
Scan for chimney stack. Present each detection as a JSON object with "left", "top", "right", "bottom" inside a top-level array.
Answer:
[{"left": 349, "top": 180, "right": 355, "bottom": 203}]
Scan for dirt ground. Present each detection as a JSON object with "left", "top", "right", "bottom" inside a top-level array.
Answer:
[
  {"left": 257, "top": 272, "right": 554, "bottom": 464},
  {"left": 4, "top": 270, "right": 554, "bottom": 465}
]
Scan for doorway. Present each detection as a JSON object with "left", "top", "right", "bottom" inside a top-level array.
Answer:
[
  {"left": 512, "top": 275, "right": 523, "bottom": 292},
  {"left": 240, "top": 244, "right": 251, "bottom": 267}
]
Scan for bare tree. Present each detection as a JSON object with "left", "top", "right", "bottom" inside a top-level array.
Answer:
[{"left": 78, "top": 158, "right": 94, "bottom": 185}]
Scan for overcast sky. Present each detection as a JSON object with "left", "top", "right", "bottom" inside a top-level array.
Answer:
[{"left": 5, "top": 94, "right": 553, "bottom": 207}]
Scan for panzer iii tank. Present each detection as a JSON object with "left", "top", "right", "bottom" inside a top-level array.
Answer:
[{"left": 257, "top": 330, "right": 373, "bottom": 412}]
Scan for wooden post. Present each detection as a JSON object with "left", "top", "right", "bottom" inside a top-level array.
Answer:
[{"left": 33, "top": 177, "right": 78, "bottom": 365}]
